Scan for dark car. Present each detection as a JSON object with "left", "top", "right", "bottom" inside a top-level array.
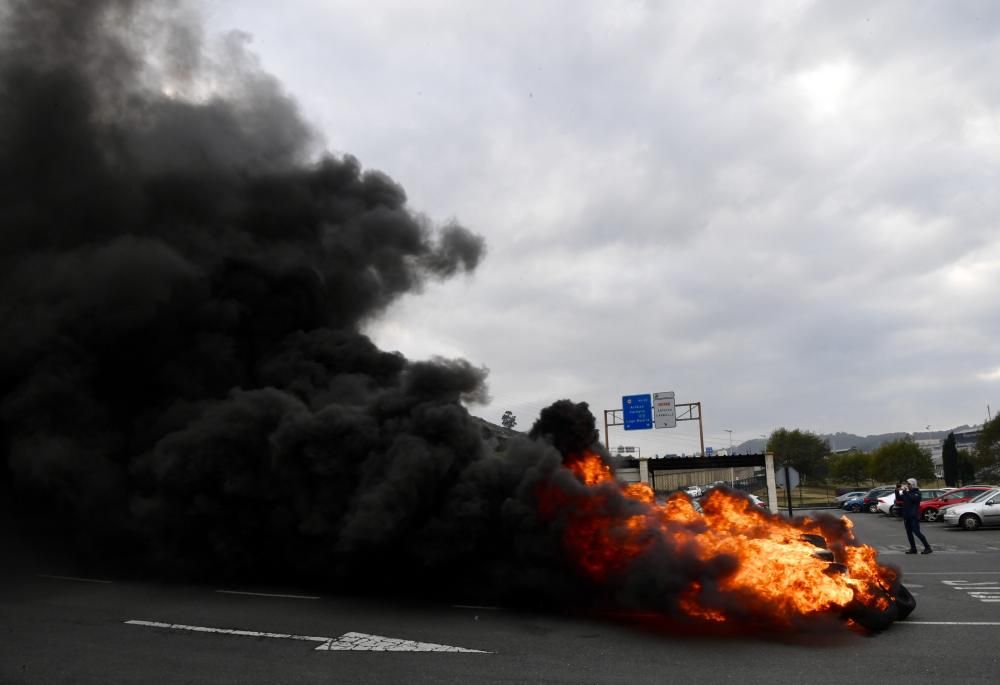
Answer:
[
  {"left": 861, "top": 486, "right": 896, "bottom": 513},
  {"left": 921, "top": 486, "right": 996, "bottom": 522},
  {"left": 842, "top": 495, "right": 866, "bottom": 513}
]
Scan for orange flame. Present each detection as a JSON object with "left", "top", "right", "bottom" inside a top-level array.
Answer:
[{"left": 540, "top": 451, "right": 897, "bottom": 629}]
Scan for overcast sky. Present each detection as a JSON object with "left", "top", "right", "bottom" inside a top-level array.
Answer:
[{"left": 203, "top": 1, "right": 1000, "bottom": 455}]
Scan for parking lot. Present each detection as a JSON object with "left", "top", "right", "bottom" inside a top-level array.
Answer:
[{"left": 2, "top": 509, "right": 998, "bottom": 684}]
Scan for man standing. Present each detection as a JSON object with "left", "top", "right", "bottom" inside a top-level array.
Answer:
[{"left": 900, "top": 477, "right": 932, "bottom": 554}]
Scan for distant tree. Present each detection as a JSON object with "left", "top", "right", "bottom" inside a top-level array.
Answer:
[
  {"left": 766, "top": 428, "right": 830, "bottom": 481},
  {"left": 869, "top": 437, "right": 935, "bottom": 483},
  {"left": 957, "top": 454, "right": 977, "bottom": 485},
  {"left": 500, "top": 410, "right": 517, "bottom": 430},
  {"left": 941, "top": 432, "right": 959, "bottom": 486},
  {"left": 973, "top": 415, "right": 1000, "bottom": 481},
  {"left": 828, "top": 451, "right": 873, "bottom": 486}
]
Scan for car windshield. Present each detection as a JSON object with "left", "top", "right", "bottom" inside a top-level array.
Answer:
[
  {"left": 969, "top": 489, "right": 1000, "bottom": 503},
  {"left": 942, "top": 491, "right": 971, "bottom": 500}
]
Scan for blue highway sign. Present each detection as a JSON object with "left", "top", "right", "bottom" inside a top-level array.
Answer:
[{"left": 622, "top": 394, "right": 653, "bottom": 430}]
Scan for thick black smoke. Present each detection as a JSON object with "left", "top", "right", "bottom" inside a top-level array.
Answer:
[
  {"left": 1, "top": 0, "right": 526, "bottom": 585},
  {"left": 0, "top": 1, "right": 629, "bottom": 610}
]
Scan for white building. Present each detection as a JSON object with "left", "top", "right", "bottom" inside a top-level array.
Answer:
[{"left": 915, "top": 438, "right": 943, "bottom": 478}]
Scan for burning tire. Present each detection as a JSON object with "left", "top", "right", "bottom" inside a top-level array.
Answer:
[
  {"left": 893, "top": 584, "right": 916, "bottom": 620},
  {"left": 840, "top": 581, "right": 915, "bottom": 632},
  {"left": 802, "top": 534, "right": 916, "bottom": 632}
]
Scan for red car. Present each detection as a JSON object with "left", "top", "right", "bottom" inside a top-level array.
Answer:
[{"left": 920, "top": 486, "right": 995, "bottom": 522}]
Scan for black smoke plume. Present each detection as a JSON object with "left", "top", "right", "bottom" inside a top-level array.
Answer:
[
  {"left": 0, "top": 0, "right": 619, "bottom": 609},
  {"left": 0, "top": 0, "right": 529, "bottom": 586}
]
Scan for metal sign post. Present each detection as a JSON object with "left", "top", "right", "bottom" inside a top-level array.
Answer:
[
  {"left": 785, "top": 466, "right": 793, "bottom": 517},
  {"left": 674, "top": 402, "right": 705, "bottom": 457}
]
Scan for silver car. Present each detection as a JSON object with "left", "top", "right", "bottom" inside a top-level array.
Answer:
[{"left": 942, "top": 488, "right": 1000, "bottom": 530}]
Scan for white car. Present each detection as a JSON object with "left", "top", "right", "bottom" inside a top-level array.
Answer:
[
  {"left": 876, "top": 492, "right": 899, "bottom": 516},
  {"left": 683, "top": 485, "right": 703, "bottom": 498},
  {"left": 942, "top": 488, "right": 1000, "bottom": 530}
]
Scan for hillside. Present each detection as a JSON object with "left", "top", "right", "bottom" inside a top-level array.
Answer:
[{"left": 735, "top": 425, "right": 976, "bottom": 454}]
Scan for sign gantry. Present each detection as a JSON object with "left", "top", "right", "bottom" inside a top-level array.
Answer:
[{"left": 603, "top": 391, "right": 704, "bottom": 457}]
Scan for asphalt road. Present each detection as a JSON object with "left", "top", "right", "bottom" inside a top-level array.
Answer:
[{"left": 3, "top": 510, "right": 999, "bottom": 684}]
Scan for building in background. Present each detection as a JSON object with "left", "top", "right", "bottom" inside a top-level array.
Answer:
[
  {"left": 954, "top": 426, "right": 983, "bottom": 454},
  {"left": 915, "top": 437, "right": 944, "bottom": 478}
]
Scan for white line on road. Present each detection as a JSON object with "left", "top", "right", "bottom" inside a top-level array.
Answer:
[
  {"left": 215, "top": 590, "right": 320, "bottom": 600},
  {"left": 905, "top": 621, "right": 1000, "bottom": 626},
  {"left": 905, "top": 571, "right": 1000, "bottom": 575},
  {"left": 959, "top": 587, "right": 1000, "bottom": 590},
  {"left": 125, "top": 620, "right": 491, "bottom": 653},
  {"left": 125, "top": 620, "right": 328, "bottom": 643},
  {"left": 37, "top": 574, "right": 112, "bottom": 584}
]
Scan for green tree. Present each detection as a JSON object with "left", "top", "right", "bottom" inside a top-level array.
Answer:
[
  {"left": 500, "top": 410, "right": 517, "bottom": 430},
  {"left": 958, "top": 454, "right": 977, "bottom": 484},
  {"left": 941, "top": 432, "right": 959, "bottom": 486},
  {"left": 766, "top": 428, "right": 830, "bottom": 481},
  {"left": 828, "top": 451, "right": 872, "bottom": 486},
  {"left": 973, "top": 415, "right": 1000, "bottom": 481},
  {"left": 869, "top": 437, "right": 935, "bottom": 483}
]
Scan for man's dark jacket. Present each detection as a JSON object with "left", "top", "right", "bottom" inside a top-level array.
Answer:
[{"left": 900, "top": 488, "right": 922, "bottom": 519}]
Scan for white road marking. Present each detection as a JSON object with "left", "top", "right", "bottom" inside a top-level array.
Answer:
[
  {"left": 37, "top": 574, "right": 112, "bottom": 584},
  {"left": 216, "top": 590, "right": 319, "bottom": 600},
  {"left": 905, "top": 571, "right": 1000, "bottom": 575},
  {"left": 125, "top": 621, "right": 491, "bottom": 653},
  {"left": 126, "top": 620, "right": 329, "bottom": 643},
  {"left": 317, "top": 632, "right": 489, "bottom": 652},
  {"left": 905, "top": 621, "right": 1000, "bottom": 626},
  {"left": 941, "top": 579, "right": 1000, "bottom": 604}
]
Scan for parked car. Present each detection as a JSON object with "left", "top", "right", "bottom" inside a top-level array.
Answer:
[
  {"left": 683, "top": 485, "right": 703, "bottom": 498},
  {"left": 861, "top": 486, "right": 896, "bottom": 513},
  {"left": 877, "top": 488, "right": 949, "bottom": 516},
  {"left": 941, "top": 488, "right": 1000, "bottom": 530},
  {"left": 920, "top": 486, "right": 996, "bottom": 522},
  {"left": 842, "top": 495, "right": 866, "bottom": 513},
  {"left": 836, "top": 490, "right": 868, "bottom": 503}
]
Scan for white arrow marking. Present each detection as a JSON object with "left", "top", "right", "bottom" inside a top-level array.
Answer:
[
  {"left": 316, "top": 632, "right": 488, "bottom": 652},
  {"left": 125, "top": 621, "right": 490, "bottom": 653}
]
